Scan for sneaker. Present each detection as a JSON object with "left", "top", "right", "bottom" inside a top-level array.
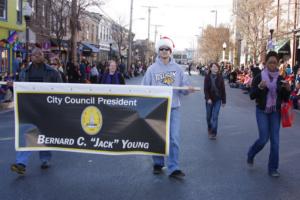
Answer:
[
  {"left": 247, "top": 157, "right": 254, "bottom": 166},
  {"left": 269, "top": 170, "right": 280, "bottom": 177},
  {"left": 209, "top": 134, "right": 217, "bottom": 140},
  {"left": 153, "top": 165, "right": 163, "bottom": 175},
  {"left": 11, "top": 163, "right": 26, "bottom": 175},
  {"left": 41, "top": 161, "right": 50, "bottom": 169},
  {"left": 169, "top": 170, "right": 185, "bottom": 179}
]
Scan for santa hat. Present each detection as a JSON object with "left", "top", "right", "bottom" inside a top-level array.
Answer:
[{"left": 155, "top": 36, "right": 175, "bottom": 53}]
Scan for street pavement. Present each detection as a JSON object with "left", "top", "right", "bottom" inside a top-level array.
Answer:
[{"left": 1, "top": 73, "right": 300, "bottom": 200}]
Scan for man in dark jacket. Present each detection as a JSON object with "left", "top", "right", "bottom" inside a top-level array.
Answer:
[{"left": 11, "top": 48, "right": 62, "bottom": 175}]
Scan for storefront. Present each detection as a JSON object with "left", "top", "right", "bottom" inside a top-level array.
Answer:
[
  {"left": 79, "top": 42, "right": 100, "bottom": 64},
  {"left": 0, "top": 31, "right": 24, "bottom": 76},
  {"left": 275, "top": 38, "right": 290, "bottom": 62},
  {"left": 0, "top": 0, "right": 25, "bottom": 76},
  {"left": 0, "top": 42, "right": 10, "bottom": 75}
]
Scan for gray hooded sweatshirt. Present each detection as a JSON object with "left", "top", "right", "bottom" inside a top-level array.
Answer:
[{"left": 142, "top": 57, "right": 190, "bottom": 108}]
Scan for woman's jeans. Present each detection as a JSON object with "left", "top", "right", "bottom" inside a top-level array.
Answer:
[
  {"left": 153, "top": 108, "right": 180, "bottom": 174},
  {"left": 206, "top": 100, "right": 222, "bottom": 135},
  {"left": 248, "top": 107, "right": 281, "bottom": 172}
]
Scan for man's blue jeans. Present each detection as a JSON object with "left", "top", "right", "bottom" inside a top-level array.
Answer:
[
  {"left": 206, "top": 100, "right": 222, "bottom": 135},
  {"left": 16, "top": 151, "right": 52, "bottom": 166},
  {"left": 16, "top": 124, "right": 51, "bottom": 166},
  {"left": 153, "top": 108, "right": 180, "bottom": 174},
  {"left": 248, "top": 107, "right": 281, "bottom": 172}
]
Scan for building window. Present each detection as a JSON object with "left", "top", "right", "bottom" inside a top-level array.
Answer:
[
  {"left": 51, "top": 15, "right": 57, "bottom": 32},
  {"left": 86, "top": 24, "right": 89, "bottom": 40},
  {"left": 42, "top": 4, "right": 45, "bottom": 17},
  {"left": 0, "top": 48, "right": 9, "bottom": 74},
  {"left": 0, "top": 0, "right": 7, "bottom": 20},
  {"left": 32, "top": 0, "right": 37, "bottom": 19},
  {"left": 16, "top": 0, "right": 22, "bottom": 24},
  {"left": 32, "top": 0, "right": 35, "bottom": 13},
  {"left": 91, "top": 25, "right": 94, "bottom": 42},
  {"left": 64, "top": 19, "right": 67, "bottom": 36}
]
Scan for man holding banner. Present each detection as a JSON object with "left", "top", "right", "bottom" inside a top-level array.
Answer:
[
  {"left": 11, "top": 48, "right": 62, "bottom": 175},
  {"left": 142, "top": 36, "right": 195, "bottom": 179}
]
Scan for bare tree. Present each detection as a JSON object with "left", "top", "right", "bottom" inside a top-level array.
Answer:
[
  {"left": 133, "top": 41, "right": 147, "bottom": 65},
  {"left": 49, "top": 0, "right": 70, "bottom": 58},
  {"left": 69, "top": 0, "right": 105, "bottom": 63},
  {"left": 234, "top": 0, "right": 276, "bottom": 63},
  {"left": 110, "top": 18, "right": 129, "bottom": 62},
  {"left": 29, "top": 0, "right": 52, "bottom": 41},
  {"left": 199, "top": 25, "right": 230, "bottom": 63}
]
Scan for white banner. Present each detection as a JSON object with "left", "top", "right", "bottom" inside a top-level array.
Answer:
[{"left": 14, "top": 83, "right": 173, "bottom": 156}]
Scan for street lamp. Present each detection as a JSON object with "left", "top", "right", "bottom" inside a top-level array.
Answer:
[
  {"left": 194, "top": 34, "right": 200, "bottom": 62},
  {"left": 126, "top": 9, "right": 145, "bottom": 74},
  {"left": 126, "top": 0, "right": 134, "bottom": 75},
  {"left": 211, "top": 10, "right": 217, "bottom": 28},
  {"left": 109, "top": 43, "right": 112, "bottom": 59},
  {"left": 268, "top": 22, "right": 275, "bottom": 50},
  {"left": 236, "top": 32, "right": 242, "bottom": 66},
  {"left": 222, "top": 42, "right": 227, "bottom": 61},
  {"left": 135, "top": 49, "right": 139, "bottom": 63},
  {"left": 23, "top": 2, "right": 32, "bottom": 65}
]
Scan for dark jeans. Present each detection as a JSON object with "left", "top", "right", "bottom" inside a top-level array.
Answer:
[
  {"left": 291, "top": 96, "right": 300, "bottom": 109},
  {"left": 248, "top": 107, "right": 281, "bottom": 172},
  {"left": 206, "top": 100, "right": 221, "bottom": 135},
  {"left": 90, "top": 76, "right": 98, "bottom": 83}
]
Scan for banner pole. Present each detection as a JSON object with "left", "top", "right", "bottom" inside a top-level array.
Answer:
[
  {"left": 0, "top": 81, "right": 8, "bottom": 85},
  {"left": 172, "top": 86, "right": 201, "bottom": 91}
]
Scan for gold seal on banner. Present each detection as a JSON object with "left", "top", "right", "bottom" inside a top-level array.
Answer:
[{"left": 81, "top": 106, "right": 103, "bottom": 135}]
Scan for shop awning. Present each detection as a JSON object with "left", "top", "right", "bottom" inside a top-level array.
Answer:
[
  {"left": 81, "top": 42, "right": 99, "bottom": 53},
  {"left": 275, "top": 39, "right": 290, "bottom": 54}
]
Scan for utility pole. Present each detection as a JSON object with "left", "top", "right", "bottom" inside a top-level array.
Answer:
[
  {"left": 70, "top": 0, "right": 77, "bottom": 63},
  {"left": 142, "top": 6, "right": 157, "bottom": 65},
  {"left": 152, "top": 24, "right": 163, "bottom": 44},
  {"left": 211, "top": 10, "right": 217, "bottom": 28},
  {"left": 276, "top": 0, "right": 280, "bottom": 33},
  {"left": 127, "top": 0, "right": 134, "bottom": 73},
  {"left": 288, "top": 0, "right": 291, "bottom": 33},
  {"left": 292, "top": 0, "right": 298, "bottom": 67}
]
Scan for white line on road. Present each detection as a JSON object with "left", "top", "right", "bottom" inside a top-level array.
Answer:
[
  {"left": 0, "top": 137, "right": 14, "bottom": 141},
  {"left": 0, "top": 108, "right": 14, "bottom": 114}
]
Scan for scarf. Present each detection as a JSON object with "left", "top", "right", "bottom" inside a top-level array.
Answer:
[
  {"left": 261, "top": 68, "right": 279, "bottom": 113},
  {"left": 210, "top": 74, "right": 220, "bottom": 99}
]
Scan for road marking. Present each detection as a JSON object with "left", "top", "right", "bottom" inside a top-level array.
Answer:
[
  {"left": 0, "top": 108, "right": 14, "bottom": 114},
  {"left": 0, "top": 137, "right": 14, "bottom": 141}
]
